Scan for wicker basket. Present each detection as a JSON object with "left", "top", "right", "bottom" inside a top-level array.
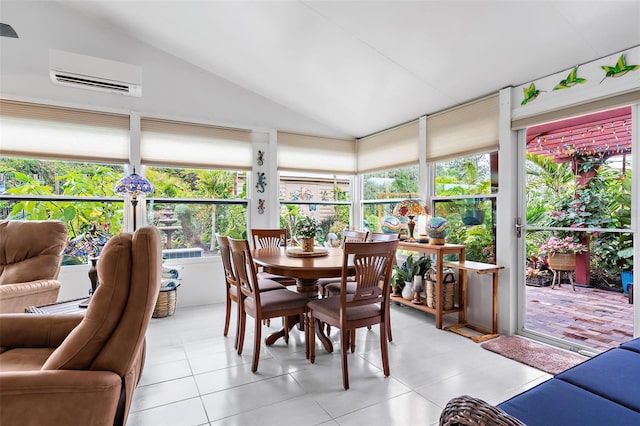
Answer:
[
  {"left": 153, "top": 289, "right": 177, "bottom": 318},
  {"left": 547, "top": 253, "right": 576, "bottom": 271},
  {"left": 425, "top": 267, "right": 456, "bottom": 310}
]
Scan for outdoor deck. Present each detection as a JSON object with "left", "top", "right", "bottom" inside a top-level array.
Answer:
[{"left": 525, "top": 282, "right": 634, "bottom": 352}]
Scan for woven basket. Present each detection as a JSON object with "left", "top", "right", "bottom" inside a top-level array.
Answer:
[
  {"left": 425, "top": 267, "right": 456, "bottom": 310},
  {"left": 153, "top": 289, "right": 177, "bottom": 318},
  {"left": 548, "top": 253, "right": 576, "bottom": 271}
]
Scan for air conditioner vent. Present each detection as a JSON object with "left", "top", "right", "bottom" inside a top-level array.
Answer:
[
  {"left": 49, "top": 50, "right": 142, "bottom": 97},
  {"left": 53, "top": 73, "right": 131, "bottom": 93}
]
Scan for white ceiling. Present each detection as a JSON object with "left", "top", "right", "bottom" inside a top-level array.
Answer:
[{"left": 12, "top": 1, "right": 640, "bottom": 138}]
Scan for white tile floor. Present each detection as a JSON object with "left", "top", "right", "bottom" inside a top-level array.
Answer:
[{"left": 128, "top": 303, "right": 551, "bottom": 426}]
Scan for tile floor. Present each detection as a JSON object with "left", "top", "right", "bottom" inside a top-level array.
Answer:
[{"left": 128, "top": 303, "right": 551, "bottom": 426}]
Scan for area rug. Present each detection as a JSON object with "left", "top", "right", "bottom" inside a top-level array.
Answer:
[{"left": 481, "top": 336, "right": 588, "bottom": 375}]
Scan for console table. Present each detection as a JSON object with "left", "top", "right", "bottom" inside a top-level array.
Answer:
[{"left": 393, "top": 241, "right": 466, "bottom": 329}]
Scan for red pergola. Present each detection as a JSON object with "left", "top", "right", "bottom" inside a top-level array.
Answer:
[
  {"left": 526, "top": 106, "right": 632, "bottom": 163},
  {"left": 526, "top": 106, "right": 633, "bottom": 285}
]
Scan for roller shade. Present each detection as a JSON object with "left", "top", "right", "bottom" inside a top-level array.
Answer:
[
  {"left": 512, "top": 90, "right": 640, "bottom": 130},
  {"left": 357, "top": 120, "right": 419, "bottom": 173},
  {"left": 0, "top": 99, "right": 129, "bottom": 162},
  {"left": 277, "top": 132, "right": 356, "bottom": 174},
  {"left": 426, "top": 94, "right": 499, "bottom": 163},
  {"left": 140, "top": 118, "right": 252, "bottom": 170}
]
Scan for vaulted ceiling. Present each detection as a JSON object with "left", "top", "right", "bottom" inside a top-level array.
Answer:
[{"left": 2, "top": 1, "right": 640, "bottom": 138}]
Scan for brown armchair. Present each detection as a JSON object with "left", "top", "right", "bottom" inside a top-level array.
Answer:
[
  {"left": 0, "top": 220, "right": 68, "bottom": 313},
  {"left": 0, "top": 226, "right": 162, "bottom": 426}
]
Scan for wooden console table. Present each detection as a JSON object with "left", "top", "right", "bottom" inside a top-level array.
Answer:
[
  {"left": 395, "top": 241, "right": 466, "bottom": 329},
  {"left": 443, "top": 260, "right": 504, "bottom": 342}
]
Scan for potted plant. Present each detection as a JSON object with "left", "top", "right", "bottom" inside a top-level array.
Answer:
[
  {"left": 392, "top": 254, "right": 431, "bottom": 299},
  {"left": 618, "top": 246, "right": 634, "bottom": 295},
  {"left": 539, "top": 235, "right": 587, "bottom": 271},
  {"left": 294, "top": 215, "right": 318, "bottom": 252}
]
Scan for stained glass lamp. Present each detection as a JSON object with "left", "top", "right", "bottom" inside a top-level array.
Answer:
[
  {"left": 64, "top": 222, "right": 109, "bottom": 308},
  {"left": 114, "top": 167, "right": 154, "bottom": 231},
  {"left": 393, "top": 198, "right": 428, "bottom": 242}
]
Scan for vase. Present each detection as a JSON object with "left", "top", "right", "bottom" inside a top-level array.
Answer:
[
  {"left": 402, "top": 281, "right": 414, "bottom": 300},
  {"left": 548, "top": 253, "right": 576, "bottom": 271},
  {"left": 301, "top": 238, "right": 314, "bottom": 252}
]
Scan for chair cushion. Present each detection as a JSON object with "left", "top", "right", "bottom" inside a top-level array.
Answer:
[
  {"left": 556, "top": 348, "right": 640, "bottom": 411},
  {"left": 257, "top": 278, "right": 286, "bottom": 292},
  {"left": 42, "top": 232, "right": 134, "bottom": 371},
  {"left": 244, "top": 289, "right": 307, "bottom": 314},
  {"left": 324, "top": 281, "right": 357, "bottom": 297},
  {"left": 620, "top": 337, "right": 640, "bottom": 354},
  {"left": 498, "top": 378, "right": 640, "bottom": 426},
  {"left": 308, "top": 296, "right": 381, "bottom": 322},
  {"left": 0, "top": 348, "right": 56, "bottom": 372}
]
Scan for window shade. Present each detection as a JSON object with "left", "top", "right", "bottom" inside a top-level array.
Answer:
[
  {"left": 511, "top": 90, "right": 640, "bottom": 130},
  {"left": 426, "top": 94, "right": 499, "bottom": 163},
  {"left": 0, "top": 99, "right": 129, "bottom": 162},
  {"left": 277, "top": 132, "right": 356, "bottom": 174},
  {"left": 357, "top": 120, "right": 420, "bottom": 173},
  {"left": 140, "top": 118, "right": 252, "bottom": 170}
]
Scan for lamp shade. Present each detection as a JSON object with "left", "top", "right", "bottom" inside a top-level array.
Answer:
[
  {"left": 114, "top": 168, "right": 154, "bottom": 198},
  {"left": 393, "top": 198, "right": 427, "bottom": 218}
]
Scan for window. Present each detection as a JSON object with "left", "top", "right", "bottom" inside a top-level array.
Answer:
[
  {"left": 0, "top": 157, "right": 125, "bottom": 263},
  {"left": 361, "top": 165, "right": 419, "bottom": 233},
  {"left": 433, "top": 153, "right": 497, "bottom": 262},
  {"left": 144, "top": 166, "right": 248, "bottom": 257},
  {"left": 279, "top": 171, "right": 351, "bottom": 246}
]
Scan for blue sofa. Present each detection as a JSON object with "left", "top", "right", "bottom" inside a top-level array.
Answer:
[{"left": 440, "top": 337, "right": 640, "bottom": 426}]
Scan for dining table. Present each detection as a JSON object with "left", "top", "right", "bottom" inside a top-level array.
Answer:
[{"left": 251, "top": 246, "right": 354, "bottom": 350}]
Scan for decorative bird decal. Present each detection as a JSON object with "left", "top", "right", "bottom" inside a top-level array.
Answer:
[
  {"left": 553, "top": 66, "right": 587, "bottom": 90},
  {"left": 600, "top": 54, "right": 639, "bottom": 83},
  {"left": 521, "top": 83, "right": 542, "bottom": 105}
]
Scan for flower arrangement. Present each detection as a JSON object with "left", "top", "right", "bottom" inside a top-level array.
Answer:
[
  {"left": 294, "top": 216, "right": 318, "bottom": 240},
  {"left": 539, "top": 235, "right": 587, "bottom": 256}
]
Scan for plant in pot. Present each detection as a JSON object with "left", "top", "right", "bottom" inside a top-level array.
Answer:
[
  {"left": 617, "top": 246, "right": 634, "bottom": 295},
  {"left": 539, "top": 235, "right": 587, "bottom": 271},
  {"left": 294, "top": 215, "right": 318, "bottom": 252},
  {"left": 393, "top": 254, "right": 431, "bottom": 300}
]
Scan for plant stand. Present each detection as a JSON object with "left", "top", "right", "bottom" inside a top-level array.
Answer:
[{"left": 551, "top": 270, "right": 575, "bottom": 291}]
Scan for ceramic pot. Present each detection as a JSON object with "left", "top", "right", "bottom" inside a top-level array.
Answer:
[{"left": 402, "top": 281, "right": 414, "bottom": 299}]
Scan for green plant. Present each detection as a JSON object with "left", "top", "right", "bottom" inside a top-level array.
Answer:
[
  {"left": 294, "top": 215, "right": 318, "bottom": 239},
  {"left": 539, "top": 235, "right": 587, "bottom": 256},
  {"left": 392, "top": 254, "right": 431, "bottom": 288}
]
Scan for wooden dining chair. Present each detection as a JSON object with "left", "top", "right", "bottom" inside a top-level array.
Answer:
[
  {"left": 318, "top": 229, "right": 369, "bottom": 297},
  {"left": 216, "top": 234, "right": 285, "bottom": 349},
  {"left": 228, "top": 237, "right": 309, "bottom": 373},
  {"left": 325, "top": 233, "right": 399, "bottom": 341},
  {"left": 305, "top": 239, "right": 398, "bottom": 390},
  {"left": 250, "top": 228, "right": 297, "bottom": 287}
]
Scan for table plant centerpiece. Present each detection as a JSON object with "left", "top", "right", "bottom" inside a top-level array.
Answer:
[{"left": 295, "top": 215, "right": 319, "bottom": 252}]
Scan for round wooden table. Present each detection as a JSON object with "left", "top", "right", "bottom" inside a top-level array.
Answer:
[{"left": 252, "top": 246, "right": 353, "bottom": 349}]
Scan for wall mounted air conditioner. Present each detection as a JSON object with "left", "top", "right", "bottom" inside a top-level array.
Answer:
[{"left": 49, "top": 49, "right": 142, "bottom": 97}]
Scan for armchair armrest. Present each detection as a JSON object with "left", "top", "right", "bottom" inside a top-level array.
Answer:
[
  {"left": 0, "top": 279, "right": 62, "bottom": 313},
  {"left": 440, "top": 395, "right": 526, "bottom": 426},
  {"left": 0, "top": 314, "right": 83, "bottom": 349},
  {"left": 0, "top": 370, "right": 121, "bottom": 426}
]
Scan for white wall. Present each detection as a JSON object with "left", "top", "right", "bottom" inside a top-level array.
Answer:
[{"left": 57, "top": 257, "right": 226, "bottom": 309}]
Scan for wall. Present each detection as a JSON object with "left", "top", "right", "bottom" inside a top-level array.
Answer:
[{"left": 58, "top": 257, "right": 225, "bottom": 309}]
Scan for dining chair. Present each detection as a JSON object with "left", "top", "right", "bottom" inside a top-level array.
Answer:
[
  {"left": 325, "top": 233, "right": 400, "bottom": 341},
  {"left": 228, "top": 237, "right": 309, "bottom": 373},
  {"left": 317, "top": 229, "right": 369, "bottom": 297},
  {"left": 250, "top": 228, "right": 297, "bottom": 287},
  {"left": 216, "top": 234, "right": 285, "bottom": 349},
  {"left": 305, "top": 239, "right": 398, "bottom": 390}
]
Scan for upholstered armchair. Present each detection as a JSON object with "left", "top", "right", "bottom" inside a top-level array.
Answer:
[
  {"left": 0, "top": 226, "right": 162, "bottom": 426},
  {"left": 0, "top": 220, "right": 68, "bottom": 313}
]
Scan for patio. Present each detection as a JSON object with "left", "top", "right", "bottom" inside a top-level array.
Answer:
[{"left": 525, "top": 282, "right": 633, "bottom": 352}]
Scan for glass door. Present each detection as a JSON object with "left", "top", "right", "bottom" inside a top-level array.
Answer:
[{"left": 518, "top": 106, "right": 635, "bottom": 353}]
